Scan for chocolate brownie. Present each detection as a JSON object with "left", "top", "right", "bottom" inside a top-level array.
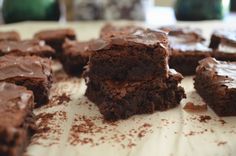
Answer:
[
  {"left": 86, "top": 28, "right": 169, "bottom": 81},
  {"left": 0, "top": 55, "right": 52, "bottom": 106},
  {"left": 86, "top": 69, "right": 186, "bottom": 121},
  {"left": 0, "top": 39, "right": 55, "bottom": 57},
  {"left": 0, "top": 82, "right": 35, "bottom": 156},
  {"left": 160, "top": 26, "right": 211, "bottom": 75},
  {"left": 61, "top": 39, "right": 93, "bottom": 76},
  {"left": 194, "top": 57, "right": 236, "bottom": 116},
  {"left": 209, "top": 30, "right": 236, "bottom": 61},
  {"left": 0, "top": 31, "right": 20, "bottom": 42},
  {"left": 34, "top": 28, "right": 76, "bottom": 58},
  {"left": 100, "top": 23, "right": 145, "bottom": 39}
]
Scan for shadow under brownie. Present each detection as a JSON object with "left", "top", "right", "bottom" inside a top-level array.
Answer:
[
  {"left": 194, "top": 57, "right": 236, "bottom": 116},
  {"left": 0, "top": 55, "right": 52, "bottom": 106},
  {"left": 0, "top": 82, "right": 35, "bottom": 156}
]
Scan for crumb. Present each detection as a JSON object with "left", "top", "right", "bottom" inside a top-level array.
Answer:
[
  {"left": 199, "top": 115, "right": 211, "bottom": 123},
  {"left": 183, "top": 102, "right": 207, "bottom": 112}
]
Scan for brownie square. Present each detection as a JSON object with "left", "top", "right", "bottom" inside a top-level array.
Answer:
[
  {"left": 0, "top": 55, "right": 52, "bottom": 106},
  {"left": 61, "top": 39, "right": 93, "bottom": 76},
  {"left": 86, "top": 69, "right": 186, "bottom": 121},
  {"left": 86, "top": 28, "right": 169, "bottom": 81},
  {"left": 209, "top": 30, "right": 236, "bottom": 61},
  {"left": 34, "top": 28, "right": 76, "bottom": 58},
  {"left": 0, "top": 39, "right": 55, "bottom": 58},
  {"left": 160, "top": 26, "right": 211, "bottom": 75},
  {"left": 194, "top": 57, "right": 236, "bottom": 116},
  {"left": 0, "top": 82, "right": 35, "bottom": 156},
  {"left": 0, "top": 31, "right": 20, "bottom": 42},
  {"left": 100, "top": 23, "right": 145, "bottom": 39}
]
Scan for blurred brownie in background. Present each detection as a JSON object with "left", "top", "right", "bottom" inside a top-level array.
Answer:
[
  {"left": 0, "top": 39, "right": 55, "bottom": 57},
  {"left": 209, "top": 29, "right": 236, "bottom": 61},
  {"left": 160, "top": 26, "right": 212, "bottom": 75},
  {"left": 0, "top": 55, "right": 52, "bottom": 106},
  {"left": 61, "top": 39, "right": 93, "bottom": 76},
  {"left": 0, "top": 82, "right": 35, "bottom": 156},
  {"left": 34, "top": 28, "right": 76, "bottom": 58},
  {"left": 0, "top": 31, "right": 20, "bottom": 42}
]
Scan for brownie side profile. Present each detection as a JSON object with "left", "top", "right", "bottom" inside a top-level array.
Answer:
[
  {"left": 0, "top": 55, "right": 52, "bottom": 106},
  {"left": 194, "top": 57, "right": 236, "bottom": 116},
  {"left": 61, "top": 39, "right": 93, "bottom": 76},
  {"left": 209, "top": 30, "right": 236, "bottom": 61},
  {"left": 34, "top": 28, "right": 76, "bottom": 58},
  {"left": 0, "top": 82, "right": 35, "bottom": 156},
  {"left": 0, "top": 39, "right": 55, "bottom": 57},
  {"left": 0, "top": 31, "right": 20, "bottom": 42},
  {"left": 86, "top": 69, "right": 186, "bottom": 121},
  {"left": 160, "top": 26, "right": 211, "bottom": 75},
  {"left": 86, "top": 29, "right": 169, "bottom": 81}
]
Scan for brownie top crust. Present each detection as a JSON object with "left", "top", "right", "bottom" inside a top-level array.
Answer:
[
  {"left": 63, "top": 39, "right": 93, "bottom": 57},
  {"left": 0, "top": 82, "right": 34, "bottom": 127},
  {"left": 197, "top": 57, "right": 236, "bottom": 88},
  {"left": 91, "top": 28, "right": 169, "bottom": 51},
  {"left": 34, "top": 28, "right": 76, "bottom": 41},
  {"left": 0, "top": 31, "right": 20, "bottom": 41},
  {"left": 0, "top": 39, "right": 55, "bottom": 56},
  {"left": 0, "top": 55, "right": 51, "bottom": 80}
]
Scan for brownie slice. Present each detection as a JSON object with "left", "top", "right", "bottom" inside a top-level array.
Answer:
[
  {"left": 0, "top": 82, "right": 35, "bottom": 156},
  {"left": 194, "top": 57, "right": 236, "bottom": 116},
  {"left": 61, "top": 39, "right": 93, "bottom": 76},
  {"left": 0, "top": 55, "right": 52, "bottom": 106},
  {"left": 0, "top": 31, "right": 20, "bottom": 42},
  {"left": 86, "top": 69, "right": 186, "bottom": 121},
  {"left": 34, "top": 28, "right": 76, "bottom": 58},
  {"left": 160, "top": 26, "right": 211, "bottom": 75},
  {"left": 209, "top": 30, "right": 236, "bottom": 61},
  {"left": 0, "top": 39, "right": 55, "bottom": 57},
  {"left": 86, "top": 28, "right": 169, "bottom": 81},
  {"left": 100, "top": 23, "right": 145, "bottom": 39}
]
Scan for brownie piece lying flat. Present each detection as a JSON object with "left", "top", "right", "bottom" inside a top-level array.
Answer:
[
  {"left": 194, "top": 57, "right": 236, "bottom": 116},
  {"left": 62, "top": 39, "right": 93, "bottom": 76},
  {"left": 100, "top": 23, "right": 145, "bottom": 39},
  {"left": 86, "top": 28, "right": 169, "bottom": 81},
  {"left": 34, "top": 28, "right": 76, "bottom": 58},
  {"left": 209, "top": 30, "right": 236, "bottom": 61},
  {"left": 0, "top": 82, "right": 35, "bottom": 156},
  {"left": 0, "top": 39, "right": 55, "bottom": 57},
  {"left": 0, "top": 31, "right": 20, "bottom": 42},
  {"left": 0, "top": 55, "right": 52, "bottom": 106},
  {"left": 86, "top": 69, "right": 186, "bottom": 121},
  {"left": 160, "top": 26, "right": 211, "bottom": 75}
]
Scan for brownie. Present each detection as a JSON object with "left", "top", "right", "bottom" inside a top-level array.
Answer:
[
  {"left": 0, "top": 39, "right": 55, "bottom": 57},
  {"left": 0, "top": 31, "right": 20, "bottom": 42},
  {"left": 61, "top": 39, "right": 93, "bottom": 76},
  {"left": 86, "top": 28, "right": 169, "bottom": 81},
  {"left": 0, "top": 82, "right": 35, "bottom": 156},
  {"left": 209, "top": 30, "right": 236, "bottom": 61},
  {"left": 160, "top": 26, "right": 211, "bottom": 75},
  {"left": 34, "top": 28, "right": 76, "bottom": 58},
  {"left": 194, "top": 57, "right": 236, "bottom": 116},
  {"left": 86, "top": 69, "right": 186, "bottom": 121},
  {"left": 100, "top": 23, "right": 145, "bottom": 39},
  {"left": 0, "top": 55, "right": 52, "bottom": 106}
]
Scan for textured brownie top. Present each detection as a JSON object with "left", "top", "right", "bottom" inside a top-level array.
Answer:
[
  {"left": 91, "top": 29, "right": 168, "bottom": 51},
  {"left": 197, "top": 57, "right": 236, "bottom": 88},
  {"left": 0, "top": 82, "right": 34, "bottom": 127},
  {"left": 0, "top": 55, "right": 52, "bottom": 81},
  {"left": 0, "top": 39, "right": 55, "bottom": 56},
  {"left": 0, "top": 31, "right": 20, "bottom": 41},
  {"left": 34, "top": 28, "right": 76, "bottom": 41},
  {"left": 63, "top": 39, "right": 93, "bottom": 57}
]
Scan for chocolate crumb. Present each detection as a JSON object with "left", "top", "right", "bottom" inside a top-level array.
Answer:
[
  {"left": 219, "top": 119, "right": 226, "bottom": 125},
  {"left": 199, "top": 115, "right": 211, "bottom": 123},
  {"left": 183, "top": 102, "right": 207, "bottom": 112},
  {"left": 217, "top": 141, "right": 227, "bottom": 146}
]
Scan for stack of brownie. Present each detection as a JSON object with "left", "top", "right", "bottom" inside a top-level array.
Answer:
[{"left": 85, "top": 25, "right": 186, "bottom": 121}]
